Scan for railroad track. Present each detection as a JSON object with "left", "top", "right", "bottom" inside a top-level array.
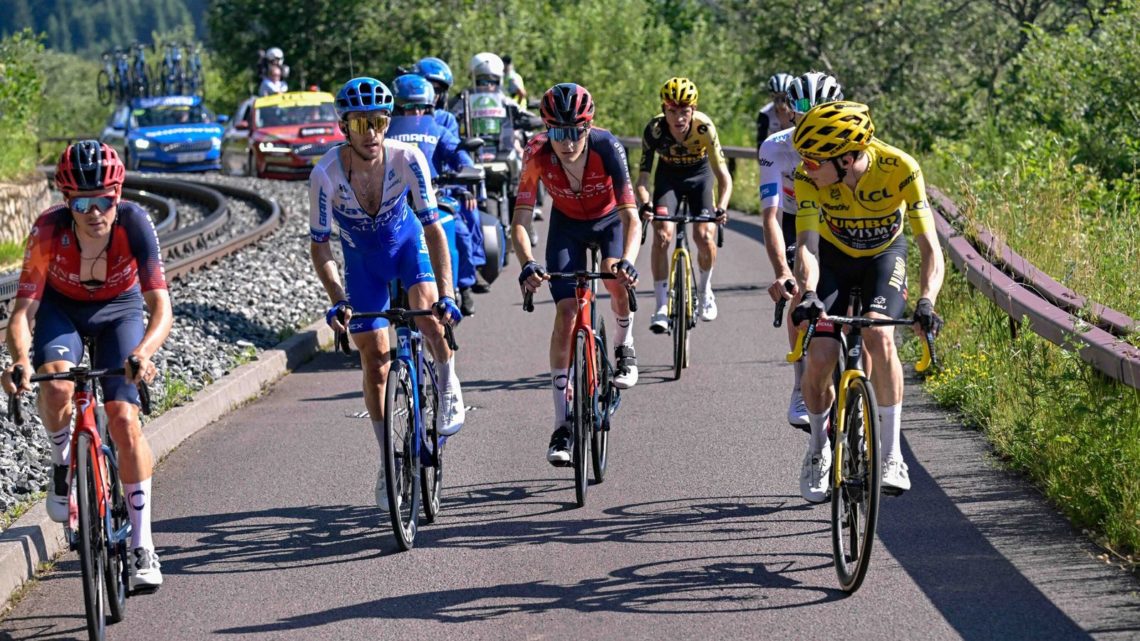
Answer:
[{"left": 0, "top": 175, "right": 283, "bottom": 331}]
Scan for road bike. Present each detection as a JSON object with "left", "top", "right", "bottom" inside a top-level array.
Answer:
[
  {"left": 184, "top": 42, "right": 205, "bottom": 97},
  {"left": 8, "top": 352, "right": 152, "bottom": 640},
  {"left": 96, "top": 51, "right": 116, "bottom": 106},
  {"left": 786, "top": 290, "right": 935, "bottom": 593},
  {"left": 523, "top": 248, "right": 637, "bottom": 506},
  {"left": 158, "top": 42, "right": 185, "bottom": 96},
  {"left": 129, "top": 44, "right": 150, "bottom": 99},
  {"left": 644, "top": 196, "right": 723, "bottom": 380},
  {"left": 336, "top": 306, "right": 458, "bottom": 551}
]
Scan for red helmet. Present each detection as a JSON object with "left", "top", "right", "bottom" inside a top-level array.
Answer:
[
  {"left": 540, "top": 83, "right": 595, "bottom": 127},
  {"left": 55, "top": 140, "right": 126, "bottom": 193}
]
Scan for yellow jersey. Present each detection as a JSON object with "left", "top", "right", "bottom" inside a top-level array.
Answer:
[
  {"left": 794, "top": 138, "right": 933, "bottom": 258},
  {"left": 638, "top": 111, "right": 727, "bottom": 174}
]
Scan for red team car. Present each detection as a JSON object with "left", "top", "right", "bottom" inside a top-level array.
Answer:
[{"left": 220, "top": 91, "right": 344, "bottom": 179}]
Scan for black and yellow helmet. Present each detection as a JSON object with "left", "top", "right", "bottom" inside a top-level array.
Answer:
[
  {"left": 792, "top": 101, "right": 874, "bottom": 159},
  {"left": 660, "top": 77, "right": 699, "bottom": 107}
]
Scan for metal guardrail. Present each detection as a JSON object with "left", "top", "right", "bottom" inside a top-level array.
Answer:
[{"left": 622, "top": 136, "right": 1139, "bottom": 388}]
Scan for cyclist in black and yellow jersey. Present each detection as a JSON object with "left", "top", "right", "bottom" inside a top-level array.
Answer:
[
  {"left": 790, "top": 101, "right": 944, "bottom": 502},
  {"left": 636, "top": 77, "right": 733, "bottom": 332}
]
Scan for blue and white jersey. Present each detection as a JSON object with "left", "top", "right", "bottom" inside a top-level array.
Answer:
[
  {"left": 309, "top": 140, "right": 439, "bottom": 253},
  {"left": 433, "top": 109, "right": 460, "bottom": 138},
  {"left": 387, "top": 114, "right": 473, "bottom": 179},
  {"left": 758, "top": 126, "right": 799, "bottom": 217}
]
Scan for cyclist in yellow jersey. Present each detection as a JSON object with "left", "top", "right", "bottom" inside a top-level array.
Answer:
[
  {"left": 790, "top": 101, "right": 944, "bottom": 501},
  {"left": 636, "top": 77, "right": 732, "bottom": 331}
]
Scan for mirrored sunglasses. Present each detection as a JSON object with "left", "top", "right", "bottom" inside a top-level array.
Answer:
[
  {"left": 547, "top": 125, "right": 587, "bottom": 142},
  {"left": 69, "top": 196, "right": 116, "bottom": 214},
  {"left": 344, "top": 114, "right": 390, "bottom": 135},
  {"left": 801, "top": 156, "right": 825, "bottom": 171}
]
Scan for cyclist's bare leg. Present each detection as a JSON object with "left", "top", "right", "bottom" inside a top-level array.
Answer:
[
  {"left": 599, "top": 257, "right": 632, "bottom": 317},
  {"left": 694, "top": 221, "right": 718, "bottom": 273},
  {"left": 408, "top": 281, "right": 453, "bottom": 363},
  {"left": 106, "top": 401, "right": 153, "bottom": 483},
  {"left": 650, "top": 220, "right": 676, "bottom": 282},
  {"left": 35, "top": 363, "right": 75, "bottom": 439},
  {"left": 353, "top": 328, "right": 392, "bottom": 422},
  {"left": 549, "top": 299, "right": 578, "bottom": 369},
  {"left": 861, "top": 315, "right": 903, "bottom": 406},
  {"left": 801, "top": 338, "right": 840, "bottom": 415}
]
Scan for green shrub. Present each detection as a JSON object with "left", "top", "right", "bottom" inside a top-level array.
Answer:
[{"left": 0, "top": 29, "right": 43, "bottom": 181}]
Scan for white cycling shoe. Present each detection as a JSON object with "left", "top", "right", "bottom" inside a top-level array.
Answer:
[
  {"left": 698, "top": 290, "right": 718, "bottom": 321},
  {"left": 46, "top": 465, "right": 72, "bottom": 524},
  {"left": 800, "top": 445, "right": 832, "bottom": 504},
  {"left": 129, "top": 548, "right": 163, "bottom": 593},
  {"left": 375, "top": 465, "right": 389, "bottom": 512},
  {"left": 787, "top": 388, "right": 809, "bottom": 429},
  {"left": 882, "top": 458, "right": 912, "bottom": 493},
  {"left": 649, "top": 308, "right": 669, "bottom": 334},
  {"left": 438, "top": 367, "right": 465, "bottom": 436}
]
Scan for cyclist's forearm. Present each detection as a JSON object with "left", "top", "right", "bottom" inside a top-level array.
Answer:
[
  {"left": 310, "top": 241, "right": 347, "bottom": 303},
  {"left": 714, "top": 167, "right": 733, "bottom": 210},
  {"left": 794, "top": 238, "right": 820, "bottom": 292},
  {"left": 423, "top": 224, "right": 454, "bottom": 300},
  {"left": 761, "top": 207, "right": 790, "bottom": 276},
  {"left": 618, "top": 206, "right": 641, "bottom": 263},
  {"left": 635, "top": 172, "right": 651, "bottom": 206},
  {"left": 136, "top": 289, "right": 173, "bottom": 359},
  {"left": 510, "top": 207, "right": 536, "bottom": 264},
  {"left": 916, "top": 230, "right": 945, "bottom": 304},
  {"left": 4, "top": 302, "right": 34, "bottom": 364}
]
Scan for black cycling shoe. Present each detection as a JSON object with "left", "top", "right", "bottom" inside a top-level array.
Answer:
[
  {"left": 546, "top": 425, "right": 572, "bottom": 467},
  {"left": 472, "top": 273, "right": 491, "bottom": 294},
  {"left": 460, "top": 287, "right": 475, "bottom": 316}
]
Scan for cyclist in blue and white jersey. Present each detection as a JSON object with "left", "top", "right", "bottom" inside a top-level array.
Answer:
[
  {"left": 758, "top": 71, "right": 843, "bottom": 430},
  {"left": 388, "top": 73, "right": 483, "bottom": 315},
  {"left": 309, "top": 77, "right": 464, "bottom": 512},
  {"left": 755, "top": 73, "right": 796, "bottom": 153},
  {"left": 413, "top": 56, "right": 461, "bottom": 137}
]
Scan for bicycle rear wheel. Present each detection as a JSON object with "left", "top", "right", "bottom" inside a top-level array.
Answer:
[
  {"left": 831, "top": 375, "right": 881, "bottom": 593},
  {"left": 76, "top": 434, "right": 109, "bottom": 640},
  {"left": 384, "top": 360, "right": 421, "bottom": 550},
  {"left": 419, "top": 358, "right": 443, "bottom": 523},
  {"left": 671, "top": 257, "right": 689, "bottom": 380},
  {"left": 572, "top": 328, "right": 591, "bottom": 507},
  {"left": 97, "top": 71, "right": 112, "bottom": 106},
  {"left": 591, "top": 318, "right": 609, "bottom": 483}
]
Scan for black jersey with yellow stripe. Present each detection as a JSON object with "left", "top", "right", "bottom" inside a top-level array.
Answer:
[{"left": 638, "top": 111, "right": 726, "bottom": 174}]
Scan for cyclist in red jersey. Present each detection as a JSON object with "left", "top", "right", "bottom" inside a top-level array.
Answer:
[
  {"left": 513, "top": 83, "right": 641, "bottom": 465},
  {"left": 2, "top": 141, "right": 172, "bottom": 593}
]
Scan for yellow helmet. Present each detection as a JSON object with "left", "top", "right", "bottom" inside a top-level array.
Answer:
[
  {"left": 660, "top": 77, "right": 699, "bottom": 107},
  {"left": 792, "top": 101, "right": 875, "bottom": 160}
]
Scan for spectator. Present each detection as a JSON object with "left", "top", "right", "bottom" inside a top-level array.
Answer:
[{"left": 258, "top": 61, "right": 288, "bottom": 96}]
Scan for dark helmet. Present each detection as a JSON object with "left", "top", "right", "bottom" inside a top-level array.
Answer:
[
  {"left": 539, "top": 83, "right": 595, "bottom": 127},
  {"left": 55, "top": 140, "right": 126, "bottom": 193}
]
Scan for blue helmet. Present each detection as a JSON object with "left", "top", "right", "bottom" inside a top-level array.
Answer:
[
  {"left": 334, "top": 77, "right": 394, "bottom": 119},
  {"left": 413, "top": 57, "right": 453, "bottom": 88},
  {"left": 392, "top": 74, "right": 436, "bottom": 107}
]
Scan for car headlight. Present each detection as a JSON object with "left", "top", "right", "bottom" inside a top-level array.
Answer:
[
  {"left": 211, "top": 137, "right": 222, "bottom": 149},
  {"left": 133, "top": 139, "right": 151, "bottom": 150},
  {"left": 258, "top": 141, "right": 292, "bottom": 154}
]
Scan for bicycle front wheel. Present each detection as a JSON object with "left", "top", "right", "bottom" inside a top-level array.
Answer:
[
  {"left": 384, "top": 360, "right": 421, "bottom": 550},
  {"left": 591, "top": 318, "right": 609, "bottom": 483},
  {"left": 831, "top": 375, "right": 881, "bottom": 593},
  {"left": 572, "top": 328, "right": 592, "bottom": 507},
  {"left": 100, "top": 422, "right": 127, "bottom": 622},
  {"left": 76, "top": 434, "right": 109, "bottom": 640},
  {"left": 419, "top": 358, "right": 442, "bottom": 523},
  {"left": 671, "top": 257, "right": 689, "bottom": 380}
]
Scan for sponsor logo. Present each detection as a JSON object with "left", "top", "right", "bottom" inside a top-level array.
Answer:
[
  {"left": 760, "top": 183, "right": 778, "bottom": 198},
  {"left": 798, "top": 200, "right": 818, "bottom": 210},
  {"left": 759, "top": 158, "right": 774, "bottom": 167},
  {"left": 858, "top": 187, "right": 893, "bottom": 203},
  {"left": 53, "top": 345, "right": 70, "bottom": 355},
  {"left": 849, "top": 344, "right": 862, "bottom": 359},
  {"left": 318, "top": 187, "right": 328, "bottom": 227},
  {"left": 876, "top": 155, "right": 899, "bottom": 169},
  {"left": 830, "top": 188, "right": 841, "bottom": 199},
  {"left": 823, "top": 211, "right": 902, "bottom": 250},
  {"left": 697, "top": 124, "right": 709, "bottom": 135},
  {"left": 909, "top": 199, "right": 929, "bottom": 211},
  {"left": 391, "top": 133, "right": 440, "bottom": 145},
  {"left": 60, "top": 234, "right": 70, "bottom": 248},
  {"left": 888, "top": 256, "right": 907, "bottom": 291},
  {"left": 870, "top": 295, "right": 888, "bottom": 310},
  {"left": 898, "top": 171, "right": 919, "bottom": 191}
]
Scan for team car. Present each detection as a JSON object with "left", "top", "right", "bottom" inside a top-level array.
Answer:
[
  {"left": 101, "top": 95, "right": 227, "bottom": 172},
  {"left": 220, "top": 91, "right": 344, "bottom": 179}
]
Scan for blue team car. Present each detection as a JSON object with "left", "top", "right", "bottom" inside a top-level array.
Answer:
[{"left": 100, "top": 95, "right": 228, "bottom": 172}]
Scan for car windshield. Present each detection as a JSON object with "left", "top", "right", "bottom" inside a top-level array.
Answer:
[
  {"left": 256, "top": 103, "right": 338, "bottom": 127},
  {"left": 133, "top": 105, "right": 212, "bottom": 127}
]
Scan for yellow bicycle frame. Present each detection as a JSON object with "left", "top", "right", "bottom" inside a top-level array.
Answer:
[
  {"left": 666, "top": 245, "right": 694, "bottom": 322},
  {"left": 831, "top": 368, "right": 872, "bottom": 488}
]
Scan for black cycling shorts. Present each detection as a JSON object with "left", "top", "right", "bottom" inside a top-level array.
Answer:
[
  {"left": 782, "top": 212, "right": 798, "bottom": 269},
  {"left": 31, "top": 286, "right": 146, "bottom": 405},
  {"left": 545, "top": 209, "right": 625, "bottom": 302},
  {"left": 813, "top": 234, "right": 909, "bottom": 340},
  {"left": 652, "top": 161, "right": 715, "bottom": 219}
]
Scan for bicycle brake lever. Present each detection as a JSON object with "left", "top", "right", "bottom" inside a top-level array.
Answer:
[
  {"left": 445, "top": 325, "right": 459, "bottom": 352},
  {"left": 626, "top": 285, "right": 638, "bottom": 313},
  {"left": 523, "top": 290, "right": 534, "bottom": 313},
  {"left": 7, "top": 365, "right": 23, "bottom": 426}
]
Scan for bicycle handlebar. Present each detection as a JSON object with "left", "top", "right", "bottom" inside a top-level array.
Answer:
[
  {"left": 335, "top": 308, "right": 459, "bottom": 355},
  {"left": 522, "top": 271, "right": 638, "bottom": 313},
  {"left": 785, "top": 316, "right": 937, "bottom": 373},
  {"left": 773, "top": 280, "right": 796, "bottom": 328},
  {"left": 7, "top": 356, "right": 152, "bottom": 426},
  {"left": 641, "top": 213, "right": 725, "bottom": 248}
]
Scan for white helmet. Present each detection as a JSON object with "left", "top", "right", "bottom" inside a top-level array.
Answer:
[
  {"left": 469, "top": 52, "right": 504, "bottom": 80},
  {"left": 788, "top": 72, "right": 843, "bottom": 115},
  {"left": 265, "top": 47, "right": 284, "bottom": 63}
]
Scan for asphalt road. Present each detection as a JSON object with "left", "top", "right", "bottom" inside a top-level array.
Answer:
[{"left": 2, "top": 213, "right": 1138, "bottom": 640}]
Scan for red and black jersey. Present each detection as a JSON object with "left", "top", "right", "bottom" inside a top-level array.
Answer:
[
  {"left": 17, "top": 201, "right": 167, "bottom": 302},
  {"left": 516, "top": 127, "right": 636, "bottom": 220}
]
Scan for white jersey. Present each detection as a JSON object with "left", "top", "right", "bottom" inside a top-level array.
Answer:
[
  {"left": 309, "top": 140, "right": 439, "bottom": 253},
  {"left": 257, "top": 78, "right": 288, "bottom": 96},
  {"left": 757, "top": 126, "right": 799, "bottom": 217}
]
